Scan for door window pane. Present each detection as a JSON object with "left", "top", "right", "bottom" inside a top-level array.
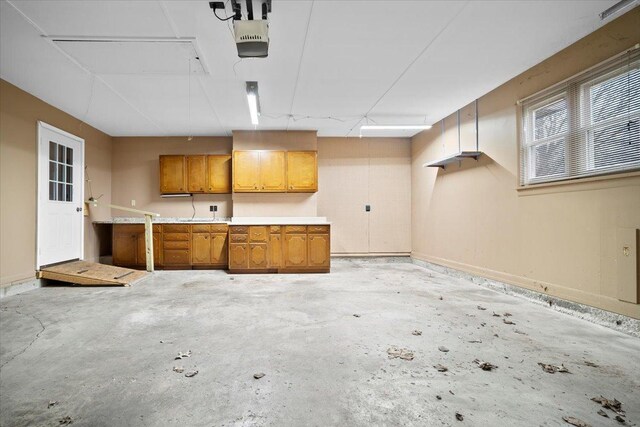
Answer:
[
  {"left": 66, "top": 147, "right": 73, "bottom": 165},
  {"left": 49, "top": 142, "right": 57, "bottom": 161},
  {"left": 58, "top": 164, "right": 65, "bottom": 183},
  {"left": 49, "top": 161, "right": 57, "bottom": 181},
  {"left": 49, "top": 181, "right": 56, "bottom": 201},
  {"left": 58, "top": 144, "right": 65, "bottom": 164},
  {"left": 66, "top": 166, "right": 73, "bottom": 183},
  {"left": 66, "top": 185, "right": 73, "bottom": 202},
  {"left": 58, "top": 183, "right": 65, "bottom": 201}
]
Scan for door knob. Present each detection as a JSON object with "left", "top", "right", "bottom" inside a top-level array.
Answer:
[{"left": 76, "top": 207, "right": 83, "bottom": 212}]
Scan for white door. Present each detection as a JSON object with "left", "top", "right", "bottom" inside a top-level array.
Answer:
[{"left": 37, "top": 122, "right": 84, "bottom": 268}]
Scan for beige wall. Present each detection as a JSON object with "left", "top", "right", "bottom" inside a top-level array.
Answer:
[
  {"left": 231, "top": 130, "right": 318, "bottom": 217},
  {"left": 0, "top": 79, "right": 112, "bottom": 287},
  {"left": 110, "top": 137, "right": 233, "bottom": 218},
  {"left": 411, "top": 9, "right": 640, "bottom": 318},
  {"left": 318, "top": 137, "right": 411, "bottom": 255}
]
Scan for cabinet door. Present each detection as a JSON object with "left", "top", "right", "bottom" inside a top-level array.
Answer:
[
  {"left": 269, "top": 233, "right": 282, "bottom": 268},
  {"left": 211, "top": 233, "right": 228, "bottom": 265},
  {"left": 159, "top": 155, "right": 187, "bottom": 194},
  {"left": 136, "top": 232, "right": 161, "bottom": 266},
  {"left": 259, "top": 151, "right": 286, "bottom": 192},
  {"left": 284, "top": 234, "right": 307, "bottom": 267},
  {"left": 249, "top": 243, "right": 268, "bottom": 269},
  {"left": 233, "top": 151, "right": 260, "bottom": 192},
  {"left": 229, "top": 243, "right": 249, "bottom": 269},
  {"left": 207, "top": 155, "right": 231, "bottom": 193},
  {"left": 287, "top": 151, "right": 317, "bottom": 192},
  {"left": 308, "top": 234, "right": 330, "bottom": 268},
  {"left": 113, "top": 232, "right": 137, "bottom": 266},
  {"left": 187, "top": 155, "right": 207, "bottom": 193},
  {"left": 191, "top": 233, "right": 212, "bottom": 264}
]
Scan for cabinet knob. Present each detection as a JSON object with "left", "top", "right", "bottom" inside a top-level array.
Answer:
[
  {"left": 289, "top": 186, "right": 293, "bottom": 189},
  {"left": 200, "top": 187, "right": 203, "bottom": 190}
]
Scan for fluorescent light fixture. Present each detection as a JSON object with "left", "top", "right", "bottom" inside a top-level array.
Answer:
[
  {"left": 360, "top": 125, "right": 432, "bottom": 131},
  {"left": 599, "top": 0, "right": 637, "bottom": 20},
  {"left": 246, "top": 81, "right": 260, "bottom": 126},
  {"left": 160, "top": 193, "right": 192, "bottom": 198}
]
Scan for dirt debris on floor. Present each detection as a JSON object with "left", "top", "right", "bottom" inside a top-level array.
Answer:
[
  {"left": 174, "top": 351, "right": 191, "bottom": 360},
  {"left": 411, "top": 330, "right": 422, "bottom": 336},
  {"left": 538, "top": 363, "right": 571, "bottom": 374},
  {"left": 386, "top": 346, "right": 414, "bottom": 361},
  {"left": 562, "top": 416, "right": 591, "bottom": 427},
  {"left": 473, "top": 359, "right": 498, "bottom": 371},
  {"left": 253, "top": 372, "right": 266, "bottom": 379}
]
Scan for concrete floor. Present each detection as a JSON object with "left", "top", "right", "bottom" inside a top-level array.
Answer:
[{"left": 1, "top": 259, "right": 639, "bottom": 427}]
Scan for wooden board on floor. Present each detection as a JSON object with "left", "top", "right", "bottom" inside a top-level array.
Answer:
[{"left": 38, "top": 261, "right": 149, "bottom": 286}]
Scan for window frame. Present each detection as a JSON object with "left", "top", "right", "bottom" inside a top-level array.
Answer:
[{"left": 519, "top": 48, "right": 640, "bottom": 187}]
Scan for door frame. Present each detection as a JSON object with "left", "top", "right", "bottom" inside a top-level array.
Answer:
[{"left": 36, "top": 121, "right": 85, "bottom": 269}]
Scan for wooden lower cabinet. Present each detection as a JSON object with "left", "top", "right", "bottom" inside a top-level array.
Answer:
[
  {"left": 308, "top": 234, "right": 330, "bottom": 268},
  {"left": 113, "top": 224, "right": 161, "bottom": 268},
  {"left": 284, "top": 234, "right": 307, "bottom": 268},
  {"left": 249, "top": 243, "right": 268, "bottom": 268},
  {"left": 211, "top": 233, "right": 228, "bottom": 265},
  {"left": 191, "top": 230, "right": 228, "bottom": 267},
  {"left": 113, "top": 223, "right": 329, "bottom": 273},
  {"left": 268, "top": 233, "right": 282, "bottom": 268},
  {"left": 229, "top": 243, "right": 249, "bottom": 269}
]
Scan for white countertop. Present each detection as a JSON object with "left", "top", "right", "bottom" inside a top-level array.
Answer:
[
  {"left": 94, "top": 216, "right": 330, "bottom": 225},
  {"left": 230, "top": 217, "right": 330, "bottom": 225},
  {"left": 93, "top": 217, "right": 231, "bottom": 224}
]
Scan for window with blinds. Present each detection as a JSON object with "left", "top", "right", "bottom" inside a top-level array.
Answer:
[{"left": 520, "top": 47, "right": 640, "bottom": 186}]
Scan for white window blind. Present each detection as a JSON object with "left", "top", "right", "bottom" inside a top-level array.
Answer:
[{"left": 520, "top": 47, "right": 640, "bottom": 186}]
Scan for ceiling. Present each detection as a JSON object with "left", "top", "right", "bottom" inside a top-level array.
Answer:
[{"left": 0, "top": 0, "right": 623, "bottom": 137}]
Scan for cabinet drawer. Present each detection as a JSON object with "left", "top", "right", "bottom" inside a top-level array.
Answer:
[
  {"left": 211, "top": 224, "right": 228, "bottom": 233},
  {"left": 163, "top": 240, "right": 189, "bottom": 249},
  {"left": 270, "top": 226, "right": 281, "bottom": 233},
  {"left": 229, "top": 225, "right": 248, "bottom": 234},
  {"left": 163, "top": 224, "right": 190, "bottom": 233},
  {"left": 164, "top": 232, "right": 189, "bottom": 241},
  {"left": 230, "top": 233, "right": 248, "bottom": 243},
  {"left": 285, "top": 225, "right": 307, "bottom": 234},
  {"left": 191, "top": 224, "right": 211, "bottom": 233},
  {"left": 163, "top": 249, "right": 190, "bottom": 265},
  {"left": 308, "top": 225, "right": 329, "bottom": 234},
  {"left": 249, "top": 226, "right": 268, "bottom": 242}
]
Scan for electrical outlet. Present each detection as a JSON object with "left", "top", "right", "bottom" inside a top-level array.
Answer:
[
  {"left": 209, "top": 205, "right": 214, "bottom": 212},
  {"left": 213, "top": 205, "right": 218, "bottom": 212},
  {"left": 365, "top": 204, "right": 371, "bottom": 212},
  {"left": 131, "top": 199, "right": 136, "bottom": 207}
]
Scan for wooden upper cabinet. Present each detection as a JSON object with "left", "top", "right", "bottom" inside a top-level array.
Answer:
[
  {"left": 187, "top": 155, "right": 207, "bottom": 193},
  {"left": 207, "top": 155, "right": 231, "bottom": 193},
  {"left": 233, "top": 151, "right": 261, "bottom": 192},
  {"left": 287, "top": 151, "right": 317, "bottom": 192},
  {"left": 159, "top": 155, "right": 187, "bottom": 194},
  {"left": 259, "top": 151, "right": 286, "bottom": 192}
]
